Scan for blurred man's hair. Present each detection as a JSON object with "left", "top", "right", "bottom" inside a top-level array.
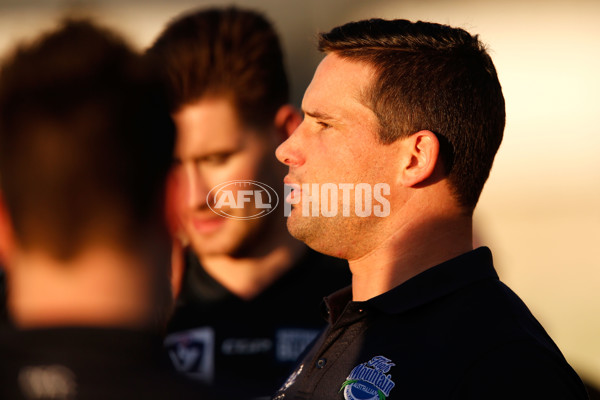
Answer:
[
  {"left": 319, "top": 19, "right": 505, "bottom": 212},
  {"left": 0, "top": 19, "right": 175, "bottom": 260},
  {"left": 147, "top": 6, "right": 289, "bottom": 129}
]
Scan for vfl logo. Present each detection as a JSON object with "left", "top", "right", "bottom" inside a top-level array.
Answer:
[
  {"left": 164, "top": 327, "right": 215, "bottom": 383},
  {"left": 207, "top": 180, "right": 279, "bottom": 220},
  {"left": 340, "top": 356, "right": 396, "bottom": 400}
]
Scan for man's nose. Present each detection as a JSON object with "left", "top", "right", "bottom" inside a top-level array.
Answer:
[{"left": 275, "top": 124, "right": 304, "bottom": 168}]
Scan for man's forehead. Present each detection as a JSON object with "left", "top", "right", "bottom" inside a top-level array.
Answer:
[
  {"left": 302, "top": 53, "right": 376, "bottom": 115},
  {"left": 173, "top": 98, "right": 247, "bottom": 157}
]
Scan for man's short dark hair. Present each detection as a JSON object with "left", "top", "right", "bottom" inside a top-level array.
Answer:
[
  {"left": 147, "top": 6, "right": 289, "bottom": 128},
  {"left": 319, "top": 19, "right": 505, "bottom": 212},
  {"left": 0, "top": 19, "right": 175, "bottom": 260}
]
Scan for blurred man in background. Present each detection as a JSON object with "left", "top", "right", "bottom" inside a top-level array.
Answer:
[
  {"left": 148, "top": 7, "right": 350, "bottom": 399},
  {"left": 274, "top": 18, "right": 588, "bottom": 399},
  {"left": 0, "top": 19, "right": 215, "bottom": 399}
]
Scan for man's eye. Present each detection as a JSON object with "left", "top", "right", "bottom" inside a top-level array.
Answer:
[
  {"left": 204, "top": 153, "right": 230, "bottom": 165},
  {"left": 317, "top": 121, "right": 330, "bottom": 129}
]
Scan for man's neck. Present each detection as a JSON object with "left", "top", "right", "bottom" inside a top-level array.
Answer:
[
  {"left": 199, "top": 233, "right": 306, "bottom": 301},
  {"left": 7, "top": 246, "right": 154, "bottom": 329},
  {"left": 349, "top": 210, "right": 473, "bottom": 302}
]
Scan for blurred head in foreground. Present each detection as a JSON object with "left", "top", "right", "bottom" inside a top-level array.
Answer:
[{"left": 0, "top": 19, "right": 176, "bottom": 330}]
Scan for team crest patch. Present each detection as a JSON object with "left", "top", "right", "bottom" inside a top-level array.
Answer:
[
  {"left": 340, "top": 355, "right": 396, "bottom": 400},
  {"left": 164, "top": 327, "right": 215, "bottom": 383}
]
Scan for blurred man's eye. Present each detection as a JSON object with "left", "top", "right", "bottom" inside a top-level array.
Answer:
[{"left": 203, "top": 153, "right": 231, "bottom": 165}]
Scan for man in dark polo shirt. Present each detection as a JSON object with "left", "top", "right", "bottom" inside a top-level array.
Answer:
[
  {"left": 148, "top": 8, "right": 350, "bottom": 399},
  {"left": 0, "top": 19, "right": 215, "bottom": 399},
  {"left": 273, "top": 18, "right": 588, "bottom": 399}
]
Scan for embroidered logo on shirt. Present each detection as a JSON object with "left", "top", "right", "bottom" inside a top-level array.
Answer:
[
  {"left": 340, "top": 355, "right": 396, "bottom": 400},
  {"left": 164, "top": 327, "right": 215, "bottom": 383}
]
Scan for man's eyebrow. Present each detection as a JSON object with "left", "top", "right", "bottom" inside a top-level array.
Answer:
[{"left": 303, "top": 109, "right": 338, "bottom": 122}]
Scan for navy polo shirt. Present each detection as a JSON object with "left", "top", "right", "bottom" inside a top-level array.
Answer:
[
  {"left": 273, "top": 247, "right": 588, "bottom": 400},
  {"left": 166, "top": 247, "right": 351, "bottom": 400},
  {"left": 0, "top": 327, "right": 218, "bottom": 400}
]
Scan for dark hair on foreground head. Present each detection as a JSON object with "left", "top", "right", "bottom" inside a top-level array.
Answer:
[
  {"left": 147, "top": 6, "right": 289, "bottom": 129},
  {"left": 0, "top": 19, "right": 175, "bottom": 260},
  {"left": 319, "top": 19, "right": 505, "bottom": 212}
]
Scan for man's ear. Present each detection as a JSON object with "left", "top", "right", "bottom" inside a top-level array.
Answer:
[
  {"left": 0, "top": 193, "right": 16, "bottom": 269},
  {"left": 398, "top": 130, "right": 440, "bottom": 188},
  {"left": 273, "top": 104, "right": 302, "bottom": 143}
]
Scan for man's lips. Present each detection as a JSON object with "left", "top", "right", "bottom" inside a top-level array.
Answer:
[
  {"left": 283, "top": 177, "right": 301, "bottom": 205},
  {"left": 190, "top": 215, "right": 226, "bottom": 234}
]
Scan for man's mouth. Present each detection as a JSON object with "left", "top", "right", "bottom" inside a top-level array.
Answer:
[
  {"left": 284, "top": 177, "right": 301, "bottom": 205},
  {"left": 190, "top": 215, "right": 226, "bottom": 234}
]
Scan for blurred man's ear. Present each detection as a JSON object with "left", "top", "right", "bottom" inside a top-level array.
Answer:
[
  {"left": 0, "top": 193, "right": 15, "bottom": 268},
  {"left": 164, "top": 169, "right": 182, "bottom": 239},
  {"left": 273, "top": 104, "right": 302, "bottom": 142},
  {"left": 163, "top": 169, "right": 186, "bottom": 300}
]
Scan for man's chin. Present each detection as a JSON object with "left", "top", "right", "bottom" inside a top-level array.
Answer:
[
  {"left": 185, "top": 218, "right": 262, "bottom": 258},
  {"left": 285, "top": 213, "right": 314, "bottom": 244},
  {"left": 184, "top": 224, "right": 235, "bottom": 257},
  {"left": 189, "top": 238, "right": 239, "bottom": 258}
]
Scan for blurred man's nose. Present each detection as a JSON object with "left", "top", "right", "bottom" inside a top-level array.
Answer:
[{"left": 181, "top": 163, "right": 210, "bottom": 210}]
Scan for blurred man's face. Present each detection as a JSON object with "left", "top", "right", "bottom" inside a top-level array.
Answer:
[{"left": 172, "top": 98, "right": 284, "bottom": 257}]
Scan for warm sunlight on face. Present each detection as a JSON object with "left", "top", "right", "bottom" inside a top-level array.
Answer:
[{"left": 276, "top": 54, "right": 404, "bottom": 259}]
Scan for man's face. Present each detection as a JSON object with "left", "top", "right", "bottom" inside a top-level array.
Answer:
[
  {"left": 172, "top": 98, "right": 284, "bottom": 257},
  {"left": 276, "top": 54, "right": 404, "bottom": 260}
]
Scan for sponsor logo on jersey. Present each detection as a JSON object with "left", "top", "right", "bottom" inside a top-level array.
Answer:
[
  {"left": 221, "top": 338, "right": 272, "bottom": 355},
  {"left": 164, "top": 327, "right": 215, "bottom": 383},
  {"left": 275, "top": 328, "right": 320, "bottom": 362},
  {"left": 340, "top": 355, "right": 396, "bottom": 400}
]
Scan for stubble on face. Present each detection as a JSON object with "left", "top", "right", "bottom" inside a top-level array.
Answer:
[
  {"left": 279, "top": 54, "right": 402, "bottom": 260},
  {"left": 286, "top": 207, "right": 376, "bottom": 259}
]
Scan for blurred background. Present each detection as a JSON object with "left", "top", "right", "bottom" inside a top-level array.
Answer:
[{"left": 1, "top": 0, "right": 598, "bottom": 390}]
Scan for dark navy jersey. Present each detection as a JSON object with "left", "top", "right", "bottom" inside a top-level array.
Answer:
[
  {"left": 273, "top": 247, "right": 588, "bottom": 400},
  {"left": 0, "top": 326, "right": 217, "bottom": 400},
  {"left": 165, "top": 247, "right": 351, "bottom": 400},
  {"left": 0, "top": 269, "right": 7, "bottom": 327}
]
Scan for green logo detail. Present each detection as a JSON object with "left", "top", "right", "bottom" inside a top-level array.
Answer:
[
  {"left": 340, "top": 380, "right": 386, "bottom": 400},
  {"left": 339, "top": 379, "right": 359, "bottom": 392}
]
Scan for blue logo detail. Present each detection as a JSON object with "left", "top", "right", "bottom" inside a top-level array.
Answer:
[{"left": 341, "top": 356, "right": 396, "bottom": 400}]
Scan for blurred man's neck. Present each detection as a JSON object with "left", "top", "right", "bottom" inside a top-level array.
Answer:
[
  {"left": 7, "top": 245, "right": 153, "bottom": 330},
  {"left": 199, "top": 221, "right": 306, "bottom": 300}
]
